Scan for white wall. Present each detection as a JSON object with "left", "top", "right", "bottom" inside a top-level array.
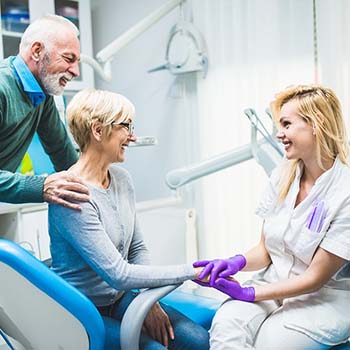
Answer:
[
  {"left": 90, "top": 0, "right": 350, "bottom": 263},
  {"left": 189, "top": 0, "right": 350, "bottom": 259},
  {"left": 317, "top": 0, "right": 350, "bottom": 121},
  {"left": 91, "top": 0, "right": 200, "bottom": 264},
  {"left": 91, "top": 0, "right": 198, "bottom": 202},
  {"left": 189, "top": 0, "right": 316, "bottom": 259}
]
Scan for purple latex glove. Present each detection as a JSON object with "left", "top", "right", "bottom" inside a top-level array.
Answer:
[
  {"left": 193, "top": 279, "right": 210, "bottom": 288},
  {"left": 193, "top": 255, "right": 247, "bottom": 286},
  {"left": 213, "top": 278, "right": 255, "bottom": 302}
]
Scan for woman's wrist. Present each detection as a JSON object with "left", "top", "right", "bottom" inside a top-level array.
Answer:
[{"left": 194, "top": 267, "right": 202, "bottom": 279}]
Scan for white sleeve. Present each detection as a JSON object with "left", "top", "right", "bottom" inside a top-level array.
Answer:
[{"left": 320, "top": 197, "right": 350, "bottom": 260}]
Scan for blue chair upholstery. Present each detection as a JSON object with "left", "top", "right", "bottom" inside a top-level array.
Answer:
[
  {"left": 0, "top": 238, "right": 105, "bottom": 350},
  {"left": 332, "top": 342, "right": 350, "bottom": 350},
  {"left": 161, "top": 289, "right": 222, "bottom": 330},
  {"left": 0, "top": 239, "right": 190, "bottom": 350}
]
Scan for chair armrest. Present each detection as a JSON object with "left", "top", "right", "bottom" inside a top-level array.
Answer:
[{"left": 120, "top": 284, "right": 181, "bottom": 350}]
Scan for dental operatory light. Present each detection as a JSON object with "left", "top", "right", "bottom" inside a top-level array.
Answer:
[
  {"left": 81, "top": 1, "right": 188, "bottom": 148},
  {"left": 148, "top": 20, "right": 208, "bottom": 77},
  {"left": 80, "top": 0, "right": 187, "bottom": 82}
]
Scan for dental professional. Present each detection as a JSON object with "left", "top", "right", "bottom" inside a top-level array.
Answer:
[
  {"left": 49, "top": 89, "right": 209, "bottom": 350},
  {"left": 0, "top": 15, "right": 89, "bottom": 210},
  {"left": 194, "top": 85, "right": 350, "bottom": 349}
]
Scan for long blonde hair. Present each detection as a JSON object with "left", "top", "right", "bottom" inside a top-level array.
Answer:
[{"left": 270, "top": 85, "right": 349, "bottom": 201}]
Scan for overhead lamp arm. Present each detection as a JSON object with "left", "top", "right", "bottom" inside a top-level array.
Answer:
[
  {"left": 166, "top": 141, "right": 262, "bottom": 190},
  {"left": 80, "top": 54, "right": 112, "bottom": 82},
  {"left": 81, "top": 0, "right": 185, "bottom": 82},
  {"left": 166, "top": 109, "right": 284, "bottom": 189}
]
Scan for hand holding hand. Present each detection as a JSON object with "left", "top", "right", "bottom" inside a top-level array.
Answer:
[
  {"left": 193, "top": 255, "right": 247, "bottom": 286},
  {"left": 43, "top": 171, "right": 89, "bottom": 210},
  {"left": 193, "top": 275, "right": 239, "bottom": 288},
  {"left": 143, "top": 302, "right": 174, "bottom": 347},
  {"left": 213, "top": 278, "right": 255, "bottom": 302},
  {"left": 193, "top": 278, "right": 210, "bottom": 288}
]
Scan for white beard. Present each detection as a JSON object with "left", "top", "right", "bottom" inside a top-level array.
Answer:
[
  {"left": 38, "top": 54, "right": 72, "bottom": 95},
  {"left": 39, "top": 71, "right": 65, "bottom": 95}
]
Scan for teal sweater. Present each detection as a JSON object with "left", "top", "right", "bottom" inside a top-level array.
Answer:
[{"left": 0, "top": 58, "right": 78, "bottom": 203}]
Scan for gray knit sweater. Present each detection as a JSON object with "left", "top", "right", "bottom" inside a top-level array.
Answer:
[{"left": 49, "top": 164, "right": 194, "bottom": 306}]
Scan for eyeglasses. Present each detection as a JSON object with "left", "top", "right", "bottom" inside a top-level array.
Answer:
[{"left": 111, "top": 121, "right": 134, "bottom": 135}]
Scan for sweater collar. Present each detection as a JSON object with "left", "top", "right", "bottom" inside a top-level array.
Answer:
[{"left": 12, "top": 55, "right": 46, "bottom": 107}]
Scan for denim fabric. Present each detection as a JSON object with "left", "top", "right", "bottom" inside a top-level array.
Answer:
[{"left": 99, "top": 291, "right": 209, "bottom": 350}]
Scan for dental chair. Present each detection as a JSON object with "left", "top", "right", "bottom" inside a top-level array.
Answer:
[
  {"left": 1, "top": 239, "right": 348, "bottom": 350},
  {"left": 0, "top": 238, "right": 104, "bottom": 349},
  {"left": 0, "top": 239, "right": 186, "bottom": 350}
]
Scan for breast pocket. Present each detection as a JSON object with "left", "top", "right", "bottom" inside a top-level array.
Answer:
[{"left": 292, "top": 227, "right": 325, "bottom": 265}]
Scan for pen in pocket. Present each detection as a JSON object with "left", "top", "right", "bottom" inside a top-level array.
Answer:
[{"left": 306, "top": 200, "right": 327, "bottom": 233}]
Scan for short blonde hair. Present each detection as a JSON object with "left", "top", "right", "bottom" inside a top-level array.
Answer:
[
  {"left": 67, "top": 88, "right": 135, "bottom": 152},
  {"left": 270, "top": 84, "right": 349, "bottom": 201}
]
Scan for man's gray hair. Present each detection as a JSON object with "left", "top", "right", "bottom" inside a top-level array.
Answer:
[{"left": 19, "top": 14, "right": 79, "bottom": 53}]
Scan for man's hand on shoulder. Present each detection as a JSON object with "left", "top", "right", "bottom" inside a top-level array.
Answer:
[{"left": 43, "top": 171, "right": 89, "bottom": 210}]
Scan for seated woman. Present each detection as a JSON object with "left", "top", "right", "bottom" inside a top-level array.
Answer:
[
  {"left": 194, "top": 85, "right": 350, "bottom": 349},
  {"left": 49, "top": 88, "right": 209, "bottom": 350}
]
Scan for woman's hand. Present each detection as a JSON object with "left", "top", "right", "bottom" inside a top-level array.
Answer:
[
  {"left": 213, "top": 278, "right": 255, "bottom": 302},
  {"left": 143, "top": 302, "right": 174, "bottom": 347},
  {"left": 193, "top": 255, "right": 246, "bottom": 286}
]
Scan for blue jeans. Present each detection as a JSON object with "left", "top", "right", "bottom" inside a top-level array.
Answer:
[{"left": 98, "top": 290, "right": 209, "bottom": 350}]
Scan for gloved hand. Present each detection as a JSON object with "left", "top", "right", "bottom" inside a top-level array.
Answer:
[
  {"left": 193, "top": 279, "right": 210, "bottom": 288},
  {"left": 213, "top": 278, "right": 255, "bottom": 302},
  {"left": 193, "top": 255, "right": 247, "bottom": 286}
]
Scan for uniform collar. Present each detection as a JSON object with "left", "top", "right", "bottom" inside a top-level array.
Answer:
[
  {"left": 314, "top": 157, "right": 340, "bottom": 186},
  {"left": 295, "top": 157, "right": 340, "bottom": 186},
  {"left": 12, "top": 55, "right": 46, "bottom": 107}
]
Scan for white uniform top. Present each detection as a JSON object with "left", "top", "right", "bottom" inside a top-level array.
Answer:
[{"left": 254, "top": 157, "right": 350, "bottom": 346}]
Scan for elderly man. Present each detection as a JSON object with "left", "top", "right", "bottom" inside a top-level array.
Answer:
[{"left": 0, "top": 14, "right": 89, "bottom": 210}]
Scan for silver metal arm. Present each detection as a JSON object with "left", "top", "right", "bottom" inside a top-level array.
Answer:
[
  {"left": 265, "top": 107, "right": 272, "bottom": 120},
  {"left": 244, "top": 108, "right": 283, "bottom": 156},
  {"left": 165, "top": 109, "right": 284, "bottom": 189},
  {"left": 129, "top": 136, "right": 158, "bottom": 148},
  {"left": 166, "top": 142, "right": 256, "bottom": 189},
  {"left": 120, "top": 284, "right": 181, "bottom": 350},
  {"left": 81, "top": 0, "right": 185, "bottom": 82},
  {"left": 96, "top": 0, "right": 184, "bottom": 63},
  {"left": 250, "top": 122, "right": 282, "bottom": 176},
  {"left": 80, "top": 54, "right": 112, "bottom": 82}
]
